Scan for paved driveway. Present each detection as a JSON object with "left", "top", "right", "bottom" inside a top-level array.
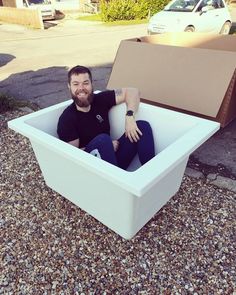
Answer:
[{"left": 0, "top": 19, "right": 147, "bottom": 105}]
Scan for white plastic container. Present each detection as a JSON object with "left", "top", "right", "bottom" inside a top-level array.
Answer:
[{"left": 8, "top": 101, "right": 220, "bottom": 239}]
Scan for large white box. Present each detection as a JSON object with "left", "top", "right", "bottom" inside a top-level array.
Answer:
[{"left": 8, "top": 101, "right": 219, "bottom": 239}]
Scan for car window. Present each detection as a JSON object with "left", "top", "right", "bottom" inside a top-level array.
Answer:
[
  {"left": 164, "top": 0, "right": 200, "bottom": 12},
  {"left": 196, "top": 0, "right": 221, "bottom": 11},
  {"left": 206, "top": 0, "right": 225, "bottom": 8}
]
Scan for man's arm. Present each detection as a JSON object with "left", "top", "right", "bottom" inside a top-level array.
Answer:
[
  {"left": 68, "top": 138, "right": 86, "bottom": 150},
  {"left": 68, "top": 138, "right": 80, "bottom": 148},
  {"left": 114, "top": 88, "right": 142, "bottom": 143},
  {"left": 114, "top": 87, "right": 140, "bottom": 112}
]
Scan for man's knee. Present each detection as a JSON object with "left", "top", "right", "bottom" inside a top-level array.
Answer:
[
  {"left": 136, "top": 120, "right": 152, "bottom": 132},
  {"left": 93, "top": 133, "right": 112, "bottom": 145},
  {"left": 86, "top": 133, "right": 113, "bottom": 154}
]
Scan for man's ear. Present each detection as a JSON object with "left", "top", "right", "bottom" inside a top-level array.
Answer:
[{"left": 68, "top": 83, "right": 70, "bottom": 89}]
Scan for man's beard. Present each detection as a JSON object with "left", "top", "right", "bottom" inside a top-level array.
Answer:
[{"left": 71, "top": 90, "right": 94, "bottom": 108}]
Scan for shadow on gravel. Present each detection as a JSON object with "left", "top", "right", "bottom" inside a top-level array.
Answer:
[{"left": 0, "top": 54, "right": 16, "bottom": 67}]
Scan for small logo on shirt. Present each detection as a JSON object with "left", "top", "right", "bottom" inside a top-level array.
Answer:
[{"left": 96, "top": 114, "right": 104, "bottom": 123}]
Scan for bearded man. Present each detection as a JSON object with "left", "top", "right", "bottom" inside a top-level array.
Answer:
[{"left": 57, "top": 65, "right": 155, "bottom": 170}]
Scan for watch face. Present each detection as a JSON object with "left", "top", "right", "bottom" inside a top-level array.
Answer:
[{"left": 126, "top": 110, "right": 134, "bottom": 116}]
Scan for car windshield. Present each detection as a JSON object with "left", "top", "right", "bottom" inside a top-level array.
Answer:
[
  {"left": 28, "top": 0, "right": 51, "bottom": 5},
  {"left": 164, "top": 0, "right": 200, "bottom": 11}
]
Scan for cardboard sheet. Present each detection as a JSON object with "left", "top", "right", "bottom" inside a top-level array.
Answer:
[{"left": 107, "top": 33, "right": 236, "bottom": 126}]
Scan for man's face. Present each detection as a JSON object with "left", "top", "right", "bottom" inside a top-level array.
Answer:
[{"left": 69, "top": 73, "right": 93, "bottom": 108}]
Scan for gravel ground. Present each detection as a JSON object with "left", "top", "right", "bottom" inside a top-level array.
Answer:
[{"left": 1, "top": 110, "right": 236, "bottom": 294}]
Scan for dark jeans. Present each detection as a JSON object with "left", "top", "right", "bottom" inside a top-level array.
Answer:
[{"left": 85, "top": 120, "right": 155, "bottom": 170}]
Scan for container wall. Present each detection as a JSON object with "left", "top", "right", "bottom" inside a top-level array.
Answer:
[
  {"left": 26, "top": 101, "right": 198, "bottom": 152},
  {"left": 25, "top": 104, "right": 65, "bottom": 137},
  {"left": 30, "top": 139, "right": 139, "bottom": 239},
  {"left": 109, "top": 103, "right": 198, "bottom": 154},
  {"left": 25, "top": 101, "right": 198, "bottom": 171},
  {"left": 132, "top": 158, "right": 188, "bottom": 234},
  {"left": 30, "top": 139, "right": 189, "bottom": 239}
]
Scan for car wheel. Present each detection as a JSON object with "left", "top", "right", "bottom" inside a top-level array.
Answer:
[
  {"left": 184, "top": 26, "right": 195, "bottom": 32},
  {"left": 220, "top": 21, "right": 231, "bottom": 35}
]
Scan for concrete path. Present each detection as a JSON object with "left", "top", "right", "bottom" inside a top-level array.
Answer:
[{"left": 1, "top": 17, "right": 236, "bottom": 187}]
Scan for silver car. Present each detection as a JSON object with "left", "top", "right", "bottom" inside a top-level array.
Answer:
[{"left": 148, "top": 0, "right": 232, "bottom": 34}]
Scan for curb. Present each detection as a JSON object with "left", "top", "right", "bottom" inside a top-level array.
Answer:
[{"left": 185, "top": 167, "right": 236, "bottom": 193}]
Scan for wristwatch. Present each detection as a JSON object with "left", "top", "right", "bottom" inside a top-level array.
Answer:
[{"left": 126, "top": 110, "right": 134, "bottom": 117}]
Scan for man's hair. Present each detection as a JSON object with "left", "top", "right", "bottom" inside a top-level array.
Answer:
[{"left": 68, "top": 65, "right": 92, "bottom": 84}]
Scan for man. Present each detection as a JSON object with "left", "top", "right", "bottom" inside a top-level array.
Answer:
[{"left": 57, "top": 65, "right": 155, "bottom": 170}]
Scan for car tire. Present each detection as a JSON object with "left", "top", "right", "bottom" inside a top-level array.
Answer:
[
  {"left": 184, "top": 26, "right": 195, "bottom": 32},
  {"left": 220, "top": 21, "right": 231, "bottom": 35}
]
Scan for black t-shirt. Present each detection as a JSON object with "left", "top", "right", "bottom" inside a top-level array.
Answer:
[{"left": 57, "top": 90, "right": 116, "bottom": 148}]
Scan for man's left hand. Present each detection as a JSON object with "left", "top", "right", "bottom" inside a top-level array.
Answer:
[{"left": 125, "top": 116, "right": 142, "bottom": 143}]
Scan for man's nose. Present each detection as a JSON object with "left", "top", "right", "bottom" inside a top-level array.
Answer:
[{"left": 77, "top": 83, "right": 84, "bottom": 90}]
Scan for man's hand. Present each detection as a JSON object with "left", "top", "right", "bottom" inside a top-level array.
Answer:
[
  {"left": 112, "top": 140, "right": 119, "bottom": 152},
  {"left": 125, "top": 116, "right": 142, "bottom": 143}
]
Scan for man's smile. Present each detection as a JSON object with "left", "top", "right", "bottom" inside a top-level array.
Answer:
[{"left": 76, "top": 91, "right": 87, "bottom": 96}]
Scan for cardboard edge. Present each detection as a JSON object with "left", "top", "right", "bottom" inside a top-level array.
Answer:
[{"left": 216, "top": 69, "right": 236, "bottom": 127}]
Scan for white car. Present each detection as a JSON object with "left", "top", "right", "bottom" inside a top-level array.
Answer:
[{"left": 147, "top": 0, "right": 232, "bottom": 34}]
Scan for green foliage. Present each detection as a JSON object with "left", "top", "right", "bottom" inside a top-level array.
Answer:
[
  {"left": 100, "top": 0, "right": 170, "bottom": 22},
  {"left": 0, "top": 93, "right": 37, "bottom": 114},
  {"left": 147, "top": 0, "right": 170, "bottom": 15},
  {"left": 133, "top": 0, "right": 150, "bottom": 19}
]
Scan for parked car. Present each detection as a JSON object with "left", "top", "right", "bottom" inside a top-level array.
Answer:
[
  {"left": 23, "top": 0, "right": 56, "bottom": 20},
  {"left": 147, "top": 0, "right": 232, "bottom": 34}
]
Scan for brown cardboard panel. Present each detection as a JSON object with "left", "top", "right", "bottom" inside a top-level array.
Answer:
[
  {"left": 107, "top": 39, "right": 236, "bottom": 118},
  {"left": 139, "top": 33, "right": 236, "bottom": 52}
]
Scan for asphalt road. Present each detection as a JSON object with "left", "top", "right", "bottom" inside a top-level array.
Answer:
[
  {"left": 0, "top": 19, "right": 147, "bottom": 105},
  {"left": 0, "top": 17, "right": 236, "bottom": 180}
]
